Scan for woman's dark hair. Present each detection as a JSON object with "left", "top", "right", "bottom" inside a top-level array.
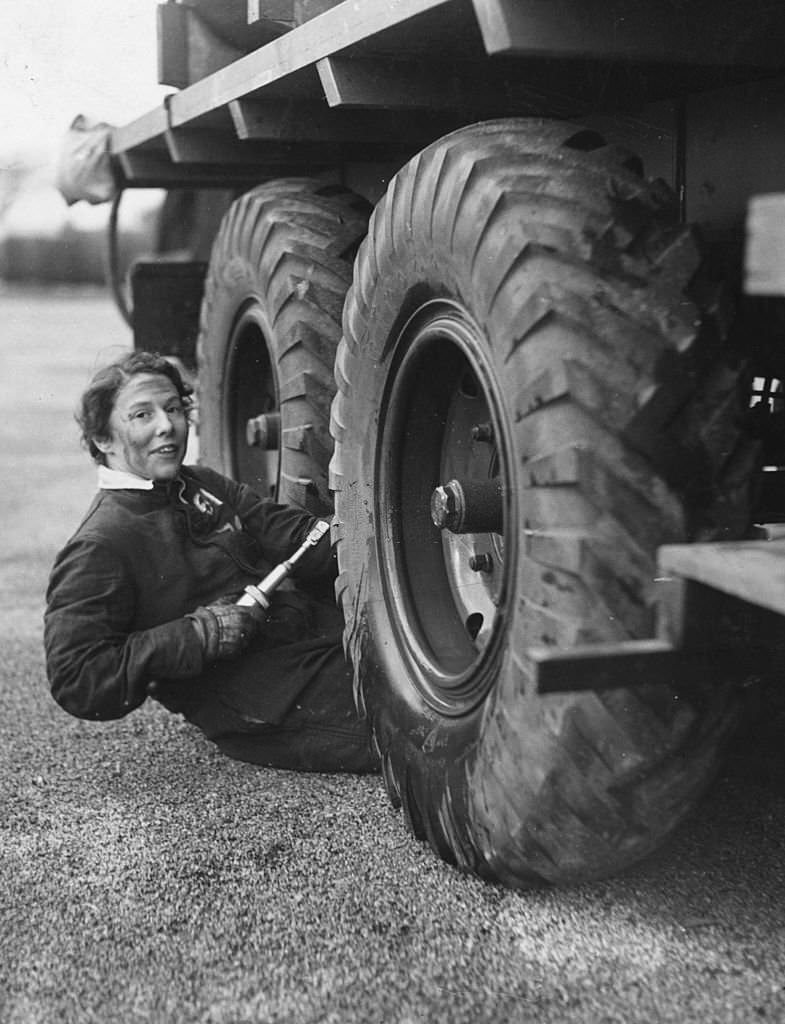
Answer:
[{"left": 77, "top": 351, "right": 194, "bottom": 464}]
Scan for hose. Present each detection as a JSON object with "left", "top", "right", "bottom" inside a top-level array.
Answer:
[{"left": 105, "top": 188, "right": 133, "bottom": 328}]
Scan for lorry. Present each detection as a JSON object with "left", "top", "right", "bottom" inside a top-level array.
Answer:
[{"left": 86, "top": 0, "right": 785, "bottom": 888}]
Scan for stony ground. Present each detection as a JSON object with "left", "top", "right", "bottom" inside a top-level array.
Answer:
[{"left": 1, "top": 284, "right": 784, "bottom": 1024}]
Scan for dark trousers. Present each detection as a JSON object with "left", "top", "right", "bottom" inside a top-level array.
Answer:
[
  {"left": 214, "top": 646, "right": 379, "bottom": 773},
  {"left": 165, "top": 592, "right": 380, "bottom": 774}
]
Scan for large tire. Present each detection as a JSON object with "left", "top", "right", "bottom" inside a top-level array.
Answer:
[
  {"left": 197, "top": 179, "right": 369, "bottom": 512},
  {"left": 330, "top": 120, "right": 756, "bottom": 887}
]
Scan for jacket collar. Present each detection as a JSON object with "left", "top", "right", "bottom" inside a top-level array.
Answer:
[{"left": 97, "top": 465, "right": 154, "bottom": 491}]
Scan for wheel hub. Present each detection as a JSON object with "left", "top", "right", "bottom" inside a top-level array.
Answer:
[
  {"left": 377, "top": 299, "right": 511, "bottom": 715},
  {"left": 430, "top": 478, "right": 504, "bottom": 534}
]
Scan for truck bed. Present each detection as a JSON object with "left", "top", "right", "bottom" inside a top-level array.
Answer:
[{"left": 110, "top": 0, "right": 785, "bottom": 189}]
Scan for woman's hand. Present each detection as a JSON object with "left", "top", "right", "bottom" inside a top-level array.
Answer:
[{"left": 187, "top": 602, "right": 261, "bottom": 661}]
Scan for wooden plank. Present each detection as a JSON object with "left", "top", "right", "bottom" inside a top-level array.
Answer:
[
  {"left": 530, "top": 638, "right": 762, "bottom": 694},
  {"left": 471, "top": 0, "right": 785, "bottom": 66},
  {"left": 318, "top": 54, "right": 684, "bottom": 119},
  {"left": 165, "top": 128, "right": 258, "bottom": 164},
  {"left": 231, "top": 99, "right": 324, "bottom": 140},
  {"left": 318, "top": 55, "right": 459, "bottom": 109},
  {"left": 658, "top": 540, "right": 785, "bottom": 618},
  {"left": 111, "top": 107, "right": 169, "bottom": 157},
  {"left": 317, "top": 53, "right": 559, "bottom": 115},
  {"left": 745, "top": 194, "right": 785, "bottom": 297},
  {"left": 168, "top": 0, "right": 452, "bottom": 127},
  {"left": 532, "top": 639, "right": 675, "bottom": 693}
]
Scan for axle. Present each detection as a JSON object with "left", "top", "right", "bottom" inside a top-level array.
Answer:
[{"left": 430, "top": 478, "right": 503, "bottom": 534}]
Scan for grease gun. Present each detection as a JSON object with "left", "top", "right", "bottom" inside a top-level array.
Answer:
[{"left": 236, "top": 519, "right": 331, "bottom": 618}]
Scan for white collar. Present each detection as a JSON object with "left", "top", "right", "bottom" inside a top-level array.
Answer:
[{"left": 97, "top": 465, "right": 154, "bottom": 491}]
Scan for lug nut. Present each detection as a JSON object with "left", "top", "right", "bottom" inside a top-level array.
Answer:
[
  {"left": 469, "top": 553, "right": 493, "bottom": 574},
  {"left": 471, "top": 422, "right": 494, "bottom": 444}
]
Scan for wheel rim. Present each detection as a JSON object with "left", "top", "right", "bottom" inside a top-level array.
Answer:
[
  {"left": 376, "top": 299, "right": 512, "bottom": 716},
  {"left": 224, "top": 302, "right": 280, "bottom": 497}
]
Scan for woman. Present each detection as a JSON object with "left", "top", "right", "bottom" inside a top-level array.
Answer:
[{"left": 44, "top": 351, "right": 377, "bottom": 773}]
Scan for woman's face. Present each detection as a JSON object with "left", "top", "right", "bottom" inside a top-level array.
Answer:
[{"left": 96, "top": 372, "right": 189, "bottom": 482}]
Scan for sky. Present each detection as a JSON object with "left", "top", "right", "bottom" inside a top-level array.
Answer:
[
  {"left": 0, "top": 1, "right": 171, "bottom": 230},
  {"left": 1, "top": 0, "right": 169, "bottom": 167}
]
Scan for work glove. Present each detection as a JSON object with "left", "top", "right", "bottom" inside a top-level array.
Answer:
[{"left": 187, "top": 601, "right": 260, "bottom": 661}]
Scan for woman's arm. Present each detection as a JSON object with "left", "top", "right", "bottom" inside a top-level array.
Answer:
[
  {"left": 196, "top": 468, "right": 336, "bottom": 581},
  {"left": 44, "top": 536, "right": 205, "bottom": 720}
]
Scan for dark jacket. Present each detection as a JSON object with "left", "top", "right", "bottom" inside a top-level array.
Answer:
[{"left": 44, "top": 466, "right": 338, "bottom": 734}]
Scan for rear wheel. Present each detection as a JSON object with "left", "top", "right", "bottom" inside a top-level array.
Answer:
[
  {"left": 197, "top": 179, "right": 369, "bottom": 511},
  {"left": 330, "top": 119, "right": 755, "bottom": 886}
]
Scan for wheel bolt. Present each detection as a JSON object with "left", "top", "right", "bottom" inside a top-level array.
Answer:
[
  {"left": 471, "top": 422, "right": 494, "bottom": 444},
  {"left": 469, "top": 553, "right": 493, "bottom": 574}
]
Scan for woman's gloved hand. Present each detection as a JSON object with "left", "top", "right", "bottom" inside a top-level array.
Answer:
[{"left": 187, "top": 601, "right": 261, "bottom": 661}]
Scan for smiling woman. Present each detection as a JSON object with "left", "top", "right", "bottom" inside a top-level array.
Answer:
[
  {"left": 77, "top": 353, "right": 193, "bottom": 482},
  {"left": 43, "top": 350, "right": 379, "bottom": 774},
  {"left": 95, "top": 374, "right": 189, "bottom": 481},
  {"left": 95, "top": 373, "right": 189, "bottom": 482}
]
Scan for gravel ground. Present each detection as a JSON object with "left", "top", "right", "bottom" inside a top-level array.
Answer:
[{"left": 2, "top": 284, "right": 784, "bottom": 1024}]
